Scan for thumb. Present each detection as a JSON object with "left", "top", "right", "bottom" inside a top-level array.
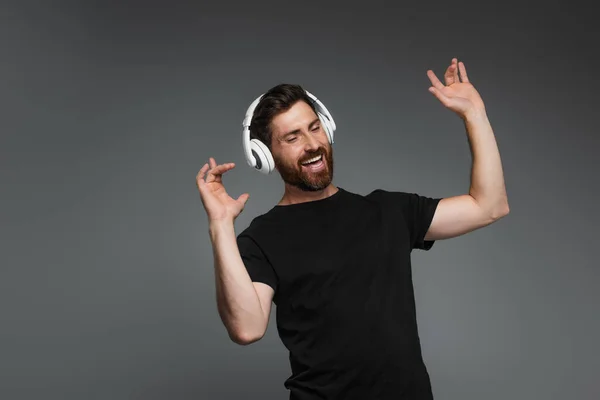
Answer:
[
  {"left": 237, "top": 193, "right": 250, "bottom": 206},
  {"left": 429, "top": 86, "right": 452, "bottom": 108}
]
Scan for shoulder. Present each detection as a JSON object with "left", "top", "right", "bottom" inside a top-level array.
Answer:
[
  {"left": 367, "top": 187, "right": 439, "bottom": 202},
  {"left": 237, "top": 214, "right": 265, "bottom": 239},
  {"left": 365, "top": 188, "right": 413, "bottom": 204},
  {"left": 236, "top": 208, "right": 281, "bottom": 244},
  {"left": 236, "top": 215, "right": 273, "bottom": 263},
  {"left": 365, "top": 187, "right": 442, "bottom": 217}
]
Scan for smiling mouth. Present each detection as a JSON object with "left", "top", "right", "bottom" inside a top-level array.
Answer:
[{"left": 300, "top": 154, "right": 323, "bottom": 166}]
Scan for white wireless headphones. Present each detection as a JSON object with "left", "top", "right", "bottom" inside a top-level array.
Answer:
[{"left": 242, "top": 90, "right": 336, "bottom": 174}]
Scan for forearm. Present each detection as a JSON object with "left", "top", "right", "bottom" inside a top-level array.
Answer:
[
  {"left": 464, "top": 109, "right": 509, "bottom": 218},
  {"left": 209, "top": 221, "right": 266, "bottom": 343}
]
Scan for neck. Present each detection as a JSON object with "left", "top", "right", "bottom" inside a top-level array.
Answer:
[{"left": 277, "top": 183, "right": 338, "bottom": 206}]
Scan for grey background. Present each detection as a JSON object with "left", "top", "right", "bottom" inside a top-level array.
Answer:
[{"left": 2, "top": 1, "right": 598, "bottom": 399}]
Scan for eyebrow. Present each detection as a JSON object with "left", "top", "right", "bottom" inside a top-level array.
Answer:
[{"left": 281, "top": 117, "right": 321, "bottom": 138}]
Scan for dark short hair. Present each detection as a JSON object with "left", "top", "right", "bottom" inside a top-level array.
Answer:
[{"left": 249, "top": 83, "right": 318, "bottom": 151}]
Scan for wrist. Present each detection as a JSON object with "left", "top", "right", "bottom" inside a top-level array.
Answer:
[
  {"left": 463, "top": 107, "right": 488, "bottom": 123},
  {"left": 209, "top": 218, "right": 235, "bottom": 239}
]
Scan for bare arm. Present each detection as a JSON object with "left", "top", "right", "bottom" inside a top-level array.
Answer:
[
  {"left": 424, "top": 58, "right": 509, "bottom": 241},
  {"left": 196, "top": 157, "right": 273, "bottom": 345},
  {"left": 210, "top": 220, "right": 273, "bottom": 345}
]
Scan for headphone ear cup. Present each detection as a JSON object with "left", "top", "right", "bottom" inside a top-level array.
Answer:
[
  {"left": 250, "top": 138, "right": 275, "bottom": 174},
  {"left": 318, "top": 113, "right": 334, "bottom": 144}
]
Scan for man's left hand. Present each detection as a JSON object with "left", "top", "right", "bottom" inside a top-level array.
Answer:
[{"left": 427, "top": 58, "right": 486, "bottom": 120}]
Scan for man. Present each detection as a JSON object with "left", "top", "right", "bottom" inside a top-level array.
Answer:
[{"left": 196, "top": 58, "right": 509, "bottom": 399}]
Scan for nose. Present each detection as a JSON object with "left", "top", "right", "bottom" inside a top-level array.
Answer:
[{"left": 303, "top": 131, "right": 320, "bottom": 152}]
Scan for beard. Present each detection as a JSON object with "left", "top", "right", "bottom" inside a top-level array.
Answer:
[{"left": 274, "top": 145, "right": 334, "bottom": 192}]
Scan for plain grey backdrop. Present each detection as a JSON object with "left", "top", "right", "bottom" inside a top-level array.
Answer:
[{"left": 2, "top": 1, "right": 598, "bottom": 399}]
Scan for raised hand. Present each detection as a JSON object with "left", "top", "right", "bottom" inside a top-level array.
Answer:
[
  {"left": 196, "top": 157, "right": 250, "bottom": 223},
  {"left": 427, "top": 58, "right": 486, "bottom": 120}
]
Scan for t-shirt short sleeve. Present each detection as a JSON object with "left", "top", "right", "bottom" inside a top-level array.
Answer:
[
  {"left": 236, "top": 233, "right": 278, "bottom": 292},
  {"left": 371, "top": 189, "right": 442, "bottom": 251}
]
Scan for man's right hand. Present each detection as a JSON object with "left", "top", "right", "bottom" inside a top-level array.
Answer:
[{"left": 196, "top": 157, "right": 250, "bottom": 224}]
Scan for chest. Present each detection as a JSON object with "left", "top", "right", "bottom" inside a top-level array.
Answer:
[{"left": 264, "top": 204, "right": 412, "bottom": 307}]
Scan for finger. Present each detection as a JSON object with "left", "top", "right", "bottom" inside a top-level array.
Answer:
[
  {"left": 427, "top": 70, "right": 445, "bottom": 90},
  {"left": 196, "top": 163, "right": 210, "bottom": 187},
  {"left": 206, "top": 163, "right": 235, "bottom": 183},
  {"left": 428, "top": 86, "right": 451, "bottom": 107},
  {"left": 196, "top": 163, "right": 209, "bottom": 181},
  {"left": 452, "top": 58, "right": 460, "bottom": 83},
  {"left": 444, "top": 58, "right": 460, "bottom": 85},
  {"left": 210, "top": 163, "right": 235, "bottom": 175},
  {"left": 237, "top": 192, "right": 250, "bottom": 205},
  {"left": 458, "top": 61, "right": 469, "bottom": 83},
  {"left": 444, "top": 63, "right": 455, "bottom": 86},
  {"left": 206, "top": 158, "right": 221, "bottom": 182}
]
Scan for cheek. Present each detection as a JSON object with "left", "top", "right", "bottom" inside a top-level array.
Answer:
[{"left": 278, "top": 149, "right": 302, "bottom": 166}]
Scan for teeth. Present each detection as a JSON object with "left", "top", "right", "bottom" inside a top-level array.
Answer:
[{"left": 301, "top": 155, "right": 322, "bottom": 165}]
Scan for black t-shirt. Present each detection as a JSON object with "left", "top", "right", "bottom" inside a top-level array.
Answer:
[{"left": 236, "top": 187, "right": 442, "bottom": 399}]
